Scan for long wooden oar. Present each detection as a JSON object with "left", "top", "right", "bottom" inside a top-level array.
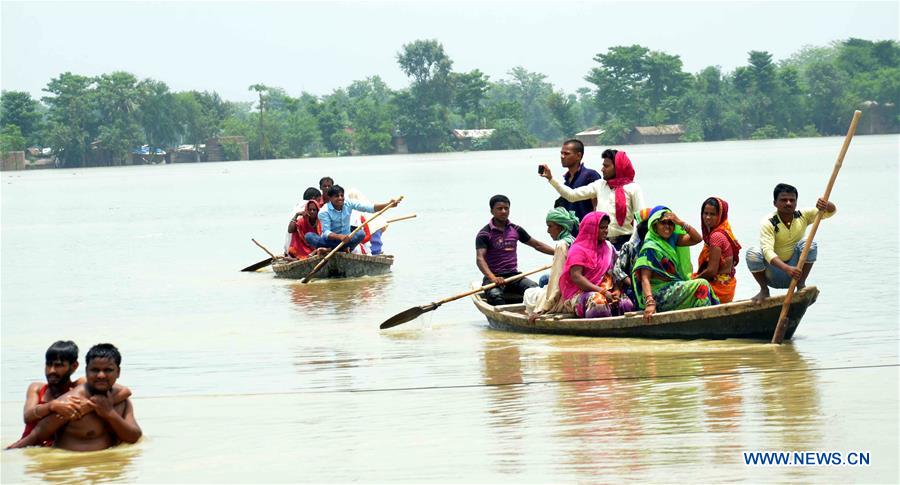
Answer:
[
  {"left": 241, "top": 239, "right": 278, "bottom": 272},
  {"left": 241, "top": 257, "right": 273, "bottom": 272},
  {"left": 771, "top": 110, "right": 861, "bottom": 344},
  {"left": 300, "top": 196, "right": 403, "bottom": 283},
  {"left": 385, "top": 213, "right": 417, "bottom": 224},
  {"left": 380, "top": 264, "right": 552, "bottom": 329}
]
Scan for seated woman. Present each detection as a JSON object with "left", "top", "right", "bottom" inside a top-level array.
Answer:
[
  {"left": 693, "top": 197, "right": 741, "bottom": 303},
  {"left": 633, "top": 209, "right": 719, "bottom": 322},
  {"left": 287, "top": 199, "right": 325, "bottom": 259},
  {"left": 612, "top": 205, "right": 667, "bottom": 305},
  {"left": 524, "top": 207, "right": 580, "bottom": 320},
  {"left": 558, "top": 211, "right": 635, "bottom": 319}
]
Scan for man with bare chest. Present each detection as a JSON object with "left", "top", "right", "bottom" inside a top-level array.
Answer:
[{"left": 7, "top": 343, "right": 142, "bottom": 451}]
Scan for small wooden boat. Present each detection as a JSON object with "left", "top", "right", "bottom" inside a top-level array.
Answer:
[
  {"left": 471, "top": 286, "right": 819, "bottom": 340},
  {"left": 272, "top": 252, "right": 394, "bottom": 280}
]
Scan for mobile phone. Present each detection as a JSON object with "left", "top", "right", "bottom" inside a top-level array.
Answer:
[{"left": 538, "top": 165, "right": 545, "bottom": 175}]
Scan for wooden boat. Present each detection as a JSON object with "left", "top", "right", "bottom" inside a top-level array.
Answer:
[
  {"left": 471, "top": 285, "right": 819, "bottom": 340},
  {"left": 271, "top": 252, "right": 394, "bottom": 279}
]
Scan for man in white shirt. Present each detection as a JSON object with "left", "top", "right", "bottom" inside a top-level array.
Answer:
[{"left": 539, "top": 148, "right": 645, "bottom": 249}]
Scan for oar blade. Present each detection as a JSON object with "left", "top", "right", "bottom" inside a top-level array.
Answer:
[
  {"left": 380, "top": 303, "right": 438, "bottom": 329},
  {"left": 241, "top": 258, "right": 273, "bottom": 272}
]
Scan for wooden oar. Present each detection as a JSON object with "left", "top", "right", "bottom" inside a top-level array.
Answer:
[
  {"left": 771, "top": 110, "right": 861, "bottom": 344},
  {"left": 241, "top": 238, "right": 279, "bottom": 272},
  {"left": 300, "top": 196, "right": 403, "bottom": 283},
  {"left": 385, "top": 213, "right": 417, "bottom": 224},
  {"left": 380, "top": 264, "right": 552, "bottom": 329},
  {"left": 241, "top": 257, "right": 273, "bottom": 272}
]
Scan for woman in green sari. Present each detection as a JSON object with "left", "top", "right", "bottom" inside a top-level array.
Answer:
[{"left": 632, "top": 208, "right": 719, "bottom": 322}]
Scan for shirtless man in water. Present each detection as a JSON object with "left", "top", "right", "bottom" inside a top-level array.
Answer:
[
  {"left": 19, "top": 341, "right": 131, "bottom": 447},
  {"left": 8, "top": 343, "right": 141, "bottom": 451}
]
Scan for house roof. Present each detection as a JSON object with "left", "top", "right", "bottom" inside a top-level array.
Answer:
[
  {"left": 451, "top": 129, "right": 495, "bottom": 139},
  {"left": 576, "top": 126, "right": 605, "bottom": 136},
  {"left": 634, "top": 124, "right": 685, "bottom": 136}
]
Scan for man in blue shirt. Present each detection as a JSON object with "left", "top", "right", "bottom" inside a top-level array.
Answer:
[
  {"left": 306, "top": 185, "right": 399, "bottom": 251},
  {"left": 554, "top": 139, "right": 600, "bottom": 220}
]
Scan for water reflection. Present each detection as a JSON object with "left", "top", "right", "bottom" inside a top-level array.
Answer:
[
  {"left": 480, "top": 334, "right": 821, "bottom": 478},
  {"left": 22, "top": 443, "right": 140, "bottom": 483},
  {"left": 285, "top": 275, "right": 391, "bottom": 315}
]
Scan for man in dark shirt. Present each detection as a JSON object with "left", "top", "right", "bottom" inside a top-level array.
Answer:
[
  {"left": 476, "top": 195, "right": 554, "bottom": 305},
  {"left": 554, "top": 139, "right": 600, "bottom": 220}
]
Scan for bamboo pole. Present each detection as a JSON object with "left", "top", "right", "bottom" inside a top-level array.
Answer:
[{"left": 771, "top": 110, "right": 861, "bottom": 344}]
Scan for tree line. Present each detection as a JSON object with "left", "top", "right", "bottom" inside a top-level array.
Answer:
[{"left": 1, "top": 38, "right": 897, "bottom": 167}]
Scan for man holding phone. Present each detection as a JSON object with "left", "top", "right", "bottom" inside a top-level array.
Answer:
[{"left": 543, "top": 139, "right": 600, "bottom": 221}]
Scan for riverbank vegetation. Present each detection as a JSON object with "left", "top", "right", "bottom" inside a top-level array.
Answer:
[{"left": 1, "top": 38, "right": 897, "bottom": 167}]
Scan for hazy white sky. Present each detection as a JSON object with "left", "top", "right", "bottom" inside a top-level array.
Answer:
[{"left": 2, "top": 1, "right": 897, "bottom": 102}]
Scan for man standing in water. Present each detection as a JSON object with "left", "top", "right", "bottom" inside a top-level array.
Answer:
[
  {"left": 745, "top": 183, "right": 836, "bottom": 303},
  {"left": 19, "top": 341, "right": 131, "bottom": 447},
  {"left": 476, "top": 195, "right": 555, "bottom": 305},
  {"left": 8, "top": 343, "right": 142, "bottom": 451}
]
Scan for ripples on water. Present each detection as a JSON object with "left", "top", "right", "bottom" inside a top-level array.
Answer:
[{"left": 2, "top": 136, "right": 898, "bottom": 482}]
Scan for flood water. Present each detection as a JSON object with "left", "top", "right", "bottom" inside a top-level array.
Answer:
[{"left": 2, "top": 135, "right": 898, "bottom": 483}]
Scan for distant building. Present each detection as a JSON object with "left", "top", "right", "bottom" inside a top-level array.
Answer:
[
  {"left": 206, "top": 136, "right": 249, "bottom": 162},
  {"left": 1, "top": 151, "right": 26, "bottom": 171},
  {"left": 451, "top": 128, "right": 495, "bottom": 150},
  {"left": 628, "top": 124, "right": 685, "bottom": 144},
  {"left": 574, "top": 126, "right": 605, "bottom": 146}
]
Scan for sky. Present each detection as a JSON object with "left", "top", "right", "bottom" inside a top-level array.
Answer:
[{"left": 2, "top": 1, "right": 898, "bottom": 103}]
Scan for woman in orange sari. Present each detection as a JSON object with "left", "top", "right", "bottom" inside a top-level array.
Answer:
[{"left": 693, "top": 197, "right": 741, "bottom": 303}]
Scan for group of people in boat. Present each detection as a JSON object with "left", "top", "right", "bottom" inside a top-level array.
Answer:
[
  {"left": 476, "top": 139, "right": 837, "bottom": 322},
  {"left": 7, "top": 341, "right": 141, "bottom": 451},
  {"left": 284, "top": 176, "right": 401, "bottom": 259}
]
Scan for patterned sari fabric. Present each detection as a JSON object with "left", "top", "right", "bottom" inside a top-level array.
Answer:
[
  {"left": 631, "top": 210, "right": 719, "bottom": 311},
  {"left": 612, "top": 205, "right": 668, "bottom": 285},
  {"left": 695, "top": 197, "right": 742, "bottom": 303},
  {"left": 559, "top": 211, "right": 633, "bottom": 318}
]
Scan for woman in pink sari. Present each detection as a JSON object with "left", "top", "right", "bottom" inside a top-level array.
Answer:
[{"left": 558, "top": 211, "right": 635, "bottom": 318}]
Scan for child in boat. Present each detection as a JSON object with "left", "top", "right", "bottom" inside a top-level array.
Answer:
[
  {"left": 523, "top": 207, "right": 580, "bottom": 320},
  {"left": 557, "top": 211, "right": 634, "bottom": 318},
  {"left": 633, "top": 208, "right": 719, "bottom": 322},
  {"left": 692, "top": 197, "right": 741, "bottom": 303},
  {"left": 745, "top": 183, "right": 836, "bottom": 303}
]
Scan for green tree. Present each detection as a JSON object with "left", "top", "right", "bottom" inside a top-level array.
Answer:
[
  {"left": 586, "top": 45, "right": 689, "bottom": 127},
  {"left": 42, "top": 72, "right": 98, "bottom": 167},
  {"left": 0, "top": 124, "right": 27, "bottom": 152},
  {"left": 546, "top": 91, "right": 578, "bottom": 138},
  {"left": 249, "top": 83, "right": 270, "bottom": 159},
  {"left": 394, "top": 40, "right": 454, "bottom": 152},
  {"left": 450, "top": 69, "right": 490, "bottom": 127},
  {"left": 138, "top": 79, "right": 180, "bottom": 149},
  {"left": 482, "top": 119, "right": 536, "bottom": 150},
  {"left": 94, "top": 71, "right": 144, "bottom": 164},
  {"left": 1, "top": 91, "right": 43, "bottom": 145}
]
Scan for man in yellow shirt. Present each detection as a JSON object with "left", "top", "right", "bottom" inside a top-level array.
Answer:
[{"left": 746, "top": 183, "right": 836, "bottom": 303}]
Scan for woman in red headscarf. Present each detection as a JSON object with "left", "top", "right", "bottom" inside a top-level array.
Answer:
[
  {"left": 692, "top": 197, "right": 741, "bottom": 303},
  {"left": 539, "top": 148, "right": 645, "bottom": 250},
  {"left": 287, "top": 200, "right": 324, "bottom": 259}
]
